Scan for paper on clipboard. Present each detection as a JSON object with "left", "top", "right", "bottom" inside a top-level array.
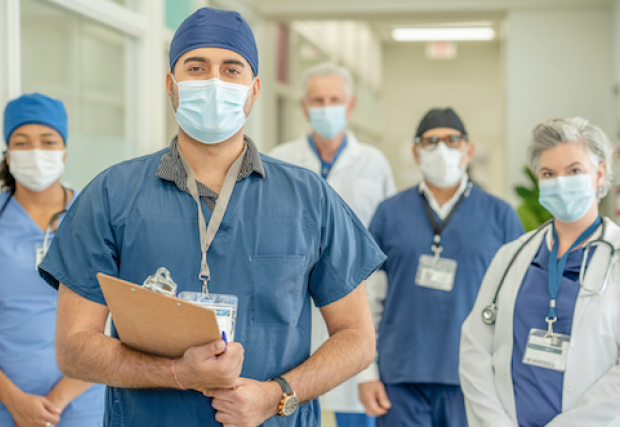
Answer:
[{"left": 97, "top": 273, "right": 221, "bottom": 358}]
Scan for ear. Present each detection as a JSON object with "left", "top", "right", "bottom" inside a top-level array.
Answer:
[
  {"left": 166, "top": 72, "right": 173, "bottom": 97},
  {"left": 252, "top": 76, "right": 261, "bottom": 102},
  {"left": 5, "top": 151, "right": 10, "bottom": 166},
  {"left": 412, "top": 144, "right": 421, "bottom": 165},
  {"left": 346, "top": 95, "right": 357, "bottom": 120},
  {"left": 596, "top": 160, "right": 606, "bottom": 189},
  {"left": 465, "top": 141, "right": 476, "bottom": 164},
  {"left": 301, "top": 98, "right": 310, "bottom": 122}
]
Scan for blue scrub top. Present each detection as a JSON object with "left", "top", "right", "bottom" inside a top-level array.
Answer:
[
  {"left": 369, "top": 185, "right": 524, "bottom": 385},
  {"left": 0, "top": 190, "right": 105, "bottom": 426},
  {"left": 308, "top": 134, "right": 347, "bottom": 179},
  {"left": 38, "top": 148, "right": 386, "bottom": 427},
  {"left": 512, "top": 237, "right": 590, "bottom": 427}
]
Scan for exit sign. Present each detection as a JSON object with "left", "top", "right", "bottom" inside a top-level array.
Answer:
[{"left": 426, "top": 42, "right": 457, "bottom": 60}]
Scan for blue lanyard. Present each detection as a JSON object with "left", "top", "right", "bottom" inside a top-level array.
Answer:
[{"left": 547, "top": 216, "right": 601, "bottom": 321}]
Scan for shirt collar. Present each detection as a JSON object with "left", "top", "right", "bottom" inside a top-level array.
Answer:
[
  {"left": 418, "top": 173, "right": 470, "bottom": 220},
  {"left": 307, "top": 133, "right": 348, "bottom": 166},
  {"left": 156, "top": 135, "right": 265, "bottom": 207}
]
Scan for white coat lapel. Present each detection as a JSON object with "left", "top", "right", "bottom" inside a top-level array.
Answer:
[
  {"left": 494, "top": 225, "right": 550, "bottom": 420},
  {"left": 571, "top": 218, "right": 620, "bottom": 331},
  {"left": 294, "top": 135, "right": 322, "bottom": 174}
]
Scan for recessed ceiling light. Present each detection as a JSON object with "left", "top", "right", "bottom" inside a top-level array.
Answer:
[{"left": 392, "top": 27, "right": 495, "bottom": 42}]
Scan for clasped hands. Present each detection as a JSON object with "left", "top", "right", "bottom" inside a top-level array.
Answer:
[{"left": 175, "top": 339, "right": 283, "bottom": 427}]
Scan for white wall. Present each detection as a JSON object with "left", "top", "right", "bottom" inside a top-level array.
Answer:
[
  {"left": 381, "top": 41, "right": 505, "bottom": 195},
  {"left": 505, "top": 7, "right": 615, "bottom": 206}
]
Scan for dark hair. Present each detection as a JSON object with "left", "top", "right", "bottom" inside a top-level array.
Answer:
[{"left": 0, "top": 157, "right": 15, "bottom": 194}]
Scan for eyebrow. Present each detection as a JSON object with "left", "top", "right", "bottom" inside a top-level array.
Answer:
[
  {"left": 182, "top": 57, "right": 246, "bottom": 68},
  {"left": 11, "top": 132, "right": 58, "bottom": 138}
]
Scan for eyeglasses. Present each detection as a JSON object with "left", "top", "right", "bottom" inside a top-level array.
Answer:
[{"left": 415, "top": 135, "right": 468, "bottom": 149}]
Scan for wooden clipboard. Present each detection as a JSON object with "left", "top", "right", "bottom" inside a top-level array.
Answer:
[{"left": 98, "top": 273, "right": 221, "bottom": 358}]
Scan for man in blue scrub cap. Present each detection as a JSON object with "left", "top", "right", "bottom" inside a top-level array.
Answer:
[
  {"left": 38, "top": 7, "right": 385, "bottom": 427},
  {"left": 357, "top": 108, "right": 523, "bottom": 427}
]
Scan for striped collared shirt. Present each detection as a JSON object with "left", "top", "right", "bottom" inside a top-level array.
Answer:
[{"left": 156, "top": 135, "right": 265, "bottom": 211}]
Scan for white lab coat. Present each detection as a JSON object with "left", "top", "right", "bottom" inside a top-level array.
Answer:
[
  {"left": 460, "top": 218, "right": 620, "bottom": 427},
  {"left": 269, "top": 132, "right": 396, "bottom": 413}
]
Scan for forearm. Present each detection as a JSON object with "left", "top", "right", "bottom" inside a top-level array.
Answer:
[
  {"left": 46, "top": 377, "right": 96, "bottom": 411},
  {"left": 0, "top": 368, "right": 21, "bottom": 408},
  {"left": 57, "top": 328, "right": 177, "bottom": 389},
  {"left": 281, "top": 325, "right": 374, "bottom": 403}
]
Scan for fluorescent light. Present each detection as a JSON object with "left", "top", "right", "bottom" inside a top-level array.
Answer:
[{"left": 392, "top": 27, "right": 495, "bottom": 42}]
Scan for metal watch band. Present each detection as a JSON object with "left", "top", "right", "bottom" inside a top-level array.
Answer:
[{"left": 272, "top": 376, "right": 293, "bottom": 395}]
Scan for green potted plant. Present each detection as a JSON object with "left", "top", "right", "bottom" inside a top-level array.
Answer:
[{"left": 515, "top": 167, "right": 552, "bottom": 231}]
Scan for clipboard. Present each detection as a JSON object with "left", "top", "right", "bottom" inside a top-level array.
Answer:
[{"left": 98, "top": 273, "right": 221, "bottom": 358}]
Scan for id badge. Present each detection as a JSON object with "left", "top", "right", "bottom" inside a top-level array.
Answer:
[
  {"left": 35, "top": 242, "right": 48, "bottom": 270},
  {"left": 415, "top": 254, "right": 457, "bottom": 292},
  {"left": 523, "top": 328, "right": 570, "bottom": 372},
  {"left": 178, "top": 292, "right": 239, "bottom": 342}
]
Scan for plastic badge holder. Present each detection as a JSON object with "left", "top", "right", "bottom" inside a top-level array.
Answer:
[{"left": 178, "top": 292, "right": 239, "bottom": 342}]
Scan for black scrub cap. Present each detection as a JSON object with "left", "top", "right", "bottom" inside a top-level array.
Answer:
[{"left": 415, "top": 108, "right": 467, "bottom": 138}]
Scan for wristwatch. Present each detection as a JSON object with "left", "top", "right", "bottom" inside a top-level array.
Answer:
[{"left": 271, "top": 376, "right": 299, "bottom": 416}]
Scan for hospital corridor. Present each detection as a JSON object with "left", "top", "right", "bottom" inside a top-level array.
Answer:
[{"left": 1, "top": 0, "right": 620, "bottom": 427}]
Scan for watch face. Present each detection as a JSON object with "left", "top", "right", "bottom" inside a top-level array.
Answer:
[{"left": 282, "top": 395, "right": 299, "bottom": 416}]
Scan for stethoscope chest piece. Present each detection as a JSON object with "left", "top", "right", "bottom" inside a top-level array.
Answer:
[{"left": 482, "top": 303, "right": 497, "bottom": 325}]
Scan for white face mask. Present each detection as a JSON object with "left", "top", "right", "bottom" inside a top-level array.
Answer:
[
  {"left": 419, "top": 142, "right": 465, "bottom": 188},
  {"left": 8, "top": 149, "right": 65, "bottom": 191}
]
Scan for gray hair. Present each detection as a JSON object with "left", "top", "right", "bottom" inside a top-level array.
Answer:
[
  {"left": 527, "top": 117, "right": 613, "bottom": 199},
  {"left": 301, "top": 62, "right": 354, "bottom": 99}
]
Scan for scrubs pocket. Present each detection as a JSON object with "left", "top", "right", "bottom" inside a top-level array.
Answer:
[{"left": 249, "top": 255, "right": 307, "bottom": 325}]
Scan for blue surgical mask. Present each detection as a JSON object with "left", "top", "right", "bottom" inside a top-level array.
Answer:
[
  {"left": 173, "top": 76, "right": 254, "bottom": 145},
  {"left": 308, "top": 105, "right": 347, "bottom": 139},
  {"left": 538, "top": 174, "right": 596, "bottom": 223}
]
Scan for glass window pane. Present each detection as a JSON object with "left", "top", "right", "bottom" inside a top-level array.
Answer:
[
  {"left": 165, "top": 0, "right": 193, "bottom": 30},
  {"left": 21, "top": 0, "right": 135, "bottom": 189}
]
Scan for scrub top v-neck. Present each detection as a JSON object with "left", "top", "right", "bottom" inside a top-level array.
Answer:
[{"left": 0, "top": 190, "right": 105, "bottom": 426}]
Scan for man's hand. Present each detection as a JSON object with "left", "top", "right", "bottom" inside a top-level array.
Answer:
[
  {"left": 6, "top": 391, "right": 61, "bottom": 427},
  {"left": 359, "top": 381, "right": 391, "bottom": 416},
  {"left": 203, "top": 378, "right": 283, "bottom": 427},
  {"left": 176, "top": 340, "right": 244, "bottom": 391}
]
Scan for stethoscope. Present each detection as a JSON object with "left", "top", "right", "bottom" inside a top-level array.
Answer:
[
  {"left": 482, "top": 218, "right": 616, "bottom": 325},
  {"left": 0, "top": 187, "right": 68, "bottom": 236}
]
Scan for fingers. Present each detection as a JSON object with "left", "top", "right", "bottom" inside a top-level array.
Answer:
[
  {"left": 186, "top": 339, "right": 227, "bottom": 360},
  {"left": 377, "top": 386, "right": 392, "bottom": 411},
  {"left": 359, "top": 382, "right": 391, "bottom": 417},
  {"left": 42, "top": 398, "right": 62, "bottom": 415}
]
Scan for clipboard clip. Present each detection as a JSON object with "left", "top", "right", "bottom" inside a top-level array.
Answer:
[{"left": 143, "top": 267, "right": 178, "bottom": 297}]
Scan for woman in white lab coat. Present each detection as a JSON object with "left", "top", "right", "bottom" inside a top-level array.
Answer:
[{"left": 459, "top": 117, "right": 620, "bottom": 427}]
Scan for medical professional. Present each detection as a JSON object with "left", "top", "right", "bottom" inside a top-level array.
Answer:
[
  {"left": 38, "top": 8, "right": 385, "bottom": 427},
  {"left": 270, "top": 62, "right": 396, "bottom": 427},
  {"left": 0, "top": 93, "right": 104, "bottom": 427},
  {"left": 460, "top": 117, "right": 620, "bottom": 427},
  {"left": 359, "top": 108, "right": 523, "bottom": 427}
]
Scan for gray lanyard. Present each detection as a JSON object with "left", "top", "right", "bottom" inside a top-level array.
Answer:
[{"left": 178, "top": 144, "right": 247, "bottom": 295}]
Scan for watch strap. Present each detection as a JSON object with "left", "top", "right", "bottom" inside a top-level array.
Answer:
[{"left": 272, "top": 376, "right": 293, "bottom": 395}]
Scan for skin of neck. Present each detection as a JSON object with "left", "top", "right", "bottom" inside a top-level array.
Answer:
[
  {"left": 14, "top": 180, "right": 66, "bottom": 212},
  {"left": 425, "top": 179, "right": 461, "bottom": 206},
  {"left": 176, "top": 126, "right": 245, "bottom": 191},
  {"left": 553, "top": 199, "right": 599, "bottom": 257},
  {"left": 311, "top": 130, "right": 346, "bottom": 163}
]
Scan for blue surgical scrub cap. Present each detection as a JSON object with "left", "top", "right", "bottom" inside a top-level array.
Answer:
[
  {"left": 169, "top": 7, "right": 259, "bottom": 76},
  {"left": 3, "top": 93, "right": 68, "bottom": 143}
]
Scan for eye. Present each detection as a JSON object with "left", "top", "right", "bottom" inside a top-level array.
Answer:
[
  {"left": 44, "top": 140, "right": 58, "bottom": 146},
  {"left": 542, "top": 172, "right": 554, "bottom": 178},
  {"left": 569, "top": 168, "right": 582, "bottom": 174},
  {"left": 225, "top": 67, "right": 240, "bottom": 75},
  {"left": 188, "top": 66, "right": 204, "bottom": 72}
]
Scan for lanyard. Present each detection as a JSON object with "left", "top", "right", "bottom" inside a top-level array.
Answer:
[
  {"left": 546, "top": 216, "right": 601, "bottom": 335},
  {"left": 178, "top": 144, "right": 247, "bottom": 295},
  {"left": 420, "top": 181, "right": 471, "bottom": 257}
]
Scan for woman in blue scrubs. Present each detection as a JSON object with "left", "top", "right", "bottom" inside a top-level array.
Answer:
[
  {"left": 460, "top": 117, "right": 620, "bottom": 426},
  {"left": 0, "top": 93, "right": 104, "bottom": 427}
]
